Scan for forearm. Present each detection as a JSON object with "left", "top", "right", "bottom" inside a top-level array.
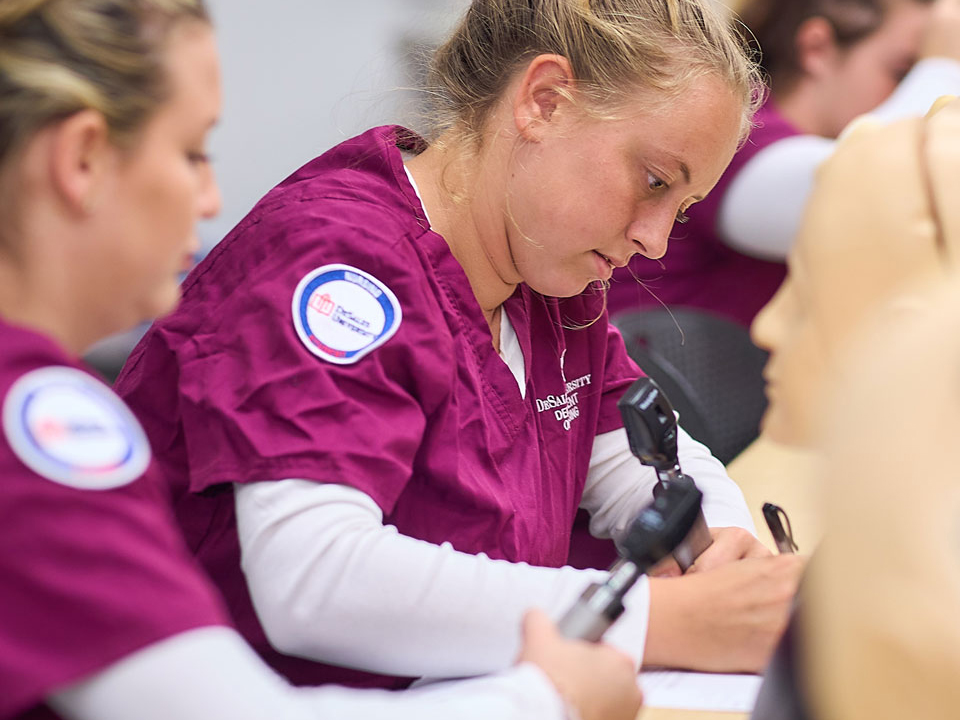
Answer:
[
  {"left": 869, "top": 57, "right": 960, "bottom": 124},
  {"left": 719, "top": 58, "right": 960, "bottom": 261},
  {"left": 718, "top": 136, "right": 832, "bottom": 261},
  {"left": 674, "top": 427, "right": 756, "bottom": 533},
  {"left": 50, "top": 626, "right": 569, "bottom": 720},
  {"left": 236, "top": 480, "right": 649, "bottom": 677},
  {"left": 304, "top": 664, "right": 567, "bottom": 720},
  {"left": 581, "top": 427, "right": 755, "bottom": 544}
]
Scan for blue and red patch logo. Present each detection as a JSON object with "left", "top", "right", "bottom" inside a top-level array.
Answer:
[
  {"left": 292, "top": 264, "right": 402, "bottom": 365},
  {"left": 3, "top": 367, "right": 151, "bottom": 489}
]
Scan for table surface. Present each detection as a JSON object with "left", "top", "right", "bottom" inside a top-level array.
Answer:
[
  {"left": 641, "top": 710, "right": 748, "bottom": 720},
  {"left": 634, "top": 435, "right": 823, "bottom": 720}
]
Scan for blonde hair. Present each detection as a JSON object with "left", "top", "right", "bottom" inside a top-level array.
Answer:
[
  {"left": 0, "top": 0, "right": 209, "bottom": 168},
  {"left": 426, "top": 0, "right": 763, "bottom": 146}
]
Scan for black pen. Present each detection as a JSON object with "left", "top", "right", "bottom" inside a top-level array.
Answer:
[{"left": 762, "top": 502, "right": 798, "bottom": 555}]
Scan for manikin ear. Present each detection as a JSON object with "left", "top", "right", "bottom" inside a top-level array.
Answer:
[
  {"left": 512, "top": 54, "right": 576, "bottom": 142},
  {"left": 794, "top": 16, "right": 841, "bottom": 78},
  {"left": 46, "top": 109, "right": 113, "bottom": 216}
]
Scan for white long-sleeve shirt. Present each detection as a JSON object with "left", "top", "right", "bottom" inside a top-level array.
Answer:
[{"left": 50, "top": 626, "right": 567, "bottom": 720}]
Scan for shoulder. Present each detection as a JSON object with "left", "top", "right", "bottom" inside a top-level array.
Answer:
[
  {"left": 0, "top": 327, "right": 151, "bottom": 493},
  {"left": 734, "top": 102, "right": 802, "bottom": 167},
  {"left": 217, "top": 126, "right": 425, "bottom": 264},
  {"left": 177, "top": 126, "right": 432, "bottom": 319}
]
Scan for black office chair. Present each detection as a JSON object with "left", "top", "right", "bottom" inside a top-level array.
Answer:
[{"left": 611, "top": 307, "right": 769, "bottom": 464}]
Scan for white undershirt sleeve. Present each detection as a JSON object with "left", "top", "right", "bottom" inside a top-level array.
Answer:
[
  {"left": 719, "top": 57, "right": 960, "bottom": 261},
  {"left": 581, "top": 426, "right": 756, "bottom": 544},
  {"left": 234, "top": 480, "right": 650, "bottom": 677},
  {"left": 49, "top": 626, "right": 566, "bottom": 720},
  {"left": 717, "top": 135, "right": 832, "bottom": 260}
]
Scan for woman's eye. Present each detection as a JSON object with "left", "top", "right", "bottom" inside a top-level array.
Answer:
[
  {"left": 648, "top": 173, "right": 667, "bottom": 191},
  {"left": 187, "top": 151, "right": 211, "bottom": 165}
]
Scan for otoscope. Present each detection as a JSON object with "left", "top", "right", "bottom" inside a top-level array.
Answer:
[
  {"left": 557, "top": 477, "right": 702, "bottom": 641},
  {"left": 557, "top": 376, "right": 707, "bottom": 642},
  {"left": 617, "top": 376, "right": 714, "bottom": 571}
]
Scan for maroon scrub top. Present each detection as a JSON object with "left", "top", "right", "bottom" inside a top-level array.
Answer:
[
  {"left": 606, "top": 100, "right": 797, "bottom": 327},
  {"left": 0, "top": 320, "right": 229, "bottom": 720},
  {"left": 116, "top": 125, "right": 643, "bottom": 689}
]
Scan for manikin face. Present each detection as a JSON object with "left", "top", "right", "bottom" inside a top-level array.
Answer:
[
  {"left": 804, "top": 277, "right": 960, "bottom": 720},
  {"left": 502, "top": 73, "right": 743, "bottom": 299},
  {"left": 751, "top": 105, "right": 959, "bottom": 445},
  {"left": 91, "top": 20, "right": 221, "bottom": 329},
  {"left": 816, "top": 1, "right": 931, "bottom": 138}
]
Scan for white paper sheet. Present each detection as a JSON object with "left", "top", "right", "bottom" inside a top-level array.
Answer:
[{"left": 639, "top": 670, "right": 762, "bottom": 712}]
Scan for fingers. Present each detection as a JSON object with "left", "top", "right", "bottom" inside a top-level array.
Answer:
[
  {"left": 687, "top": 526, "right": 771, "bottom": 573},
  {"left": 518, "top": 610, "right": 643, "bottom": 720},
  {"left": 744, "top": 540, "right": 775, "bottom": 559},
  {"left": 646, "top": 554, "right": 806, "bottom": 672},
  {"left": 648, "top": 555, "right": 682, "bottom": 578}
]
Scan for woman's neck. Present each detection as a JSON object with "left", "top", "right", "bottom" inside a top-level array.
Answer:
[
  {"left": 404, "top": 135, "right": 520, "bottom": 320},
  {"left": 772, "top": 84, "right": 833, "bottom": 137},
  {"left": 0, "top": 239, "right": 101, "bottom": 356}
]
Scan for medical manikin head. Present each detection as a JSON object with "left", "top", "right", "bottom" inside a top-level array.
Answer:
[
  {"left": 751, "top": 96, "right": 960, "bottom": 446},
  {"left": 803, "top": 276, "right": 960, "bottom": 720},
  {"left": 749, "top": 97, "right": 960, "bottom": 720}
]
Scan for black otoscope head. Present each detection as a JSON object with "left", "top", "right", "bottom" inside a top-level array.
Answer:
[
  {"left": 619, "top": 477, "right": 702, "bottom": 570},
  {"left": 616, "top": 376, "right": 679, "bottom": 475},
  {"left": 617, "top": 375, "right": 714, "bottom": 570}
]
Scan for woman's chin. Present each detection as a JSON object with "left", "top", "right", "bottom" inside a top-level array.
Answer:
[
  {"left": 141, "top": 282, "right": 183, "bottom": 325},
  {"left": 526, "top": 274, "right": 600, "bottom": 299},
  {"left": 758, "top": 406, "right": 809, "bottom": 448}
]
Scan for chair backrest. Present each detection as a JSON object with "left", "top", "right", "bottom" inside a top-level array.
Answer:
[{"left": 612, "top": 307, "right": 768, "bottom": 464}]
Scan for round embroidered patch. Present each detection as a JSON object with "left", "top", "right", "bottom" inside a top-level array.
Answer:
[
  {"left": 2, "top": 366, "right": 152, "bottom": 490},
  {"left": 292, "top": 263, "right": 402, "bottom": 365}
]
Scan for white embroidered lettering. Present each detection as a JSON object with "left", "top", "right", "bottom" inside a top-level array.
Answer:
[{"left": 534, "top": 373, "right": 591, "bottom": 431}]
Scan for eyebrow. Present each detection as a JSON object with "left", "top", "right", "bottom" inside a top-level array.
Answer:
[{"left": 674, "top": 157, "right": 705, "bottom": 201}]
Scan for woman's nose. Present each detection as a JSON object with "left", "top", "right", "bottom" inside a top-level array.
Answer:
[
  {"left": 628, "top": 212, "right": 675, "bottom": 260},
  {"left": 198, "top": 168, "right": 222, "bottom": 220}
]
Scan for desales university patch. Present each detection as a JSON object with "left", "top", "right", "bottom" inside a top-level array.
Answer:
[
  {"left": 292, "top": 263, "right": 402, "bottom": 365},
  {"left": 3, "top": 366, "right": 151, "bottom": 490}
]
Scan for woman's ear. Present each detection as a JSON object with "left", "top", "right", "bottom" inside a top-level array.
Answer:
[
  {"left": 794, "top": 16, "right": 840, "bottom": 78},
  {"left": 47, "top": 109, "right": 112, "bottom": 216},
  {"left": 512, "top": 54, "right": 576, "bottom": 142}
]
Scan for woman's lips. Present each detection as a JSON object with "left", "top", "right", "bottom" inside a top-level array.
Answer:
[{"left": 593, "top": 251, "right": 615, "bottom": 280}]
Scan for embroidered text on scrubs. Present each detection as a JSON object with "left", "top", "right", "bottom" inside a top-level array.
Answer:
[{"left": 534, "top": 373, "right": 592, "bottom": 431}]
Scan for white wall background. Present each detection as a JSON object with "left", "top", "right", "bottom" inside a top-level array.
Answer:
[
  {"left": 200, "top": 0, "right": 471, "bottom": 248},
  {"left": 89, "top": 1, "right": 471, "bottom": 370}
]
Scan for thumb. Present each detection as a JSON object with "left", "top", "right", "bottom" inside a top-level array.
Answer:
[{"left": 522, "top": 608, "right": 559, "bottom": 646}]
